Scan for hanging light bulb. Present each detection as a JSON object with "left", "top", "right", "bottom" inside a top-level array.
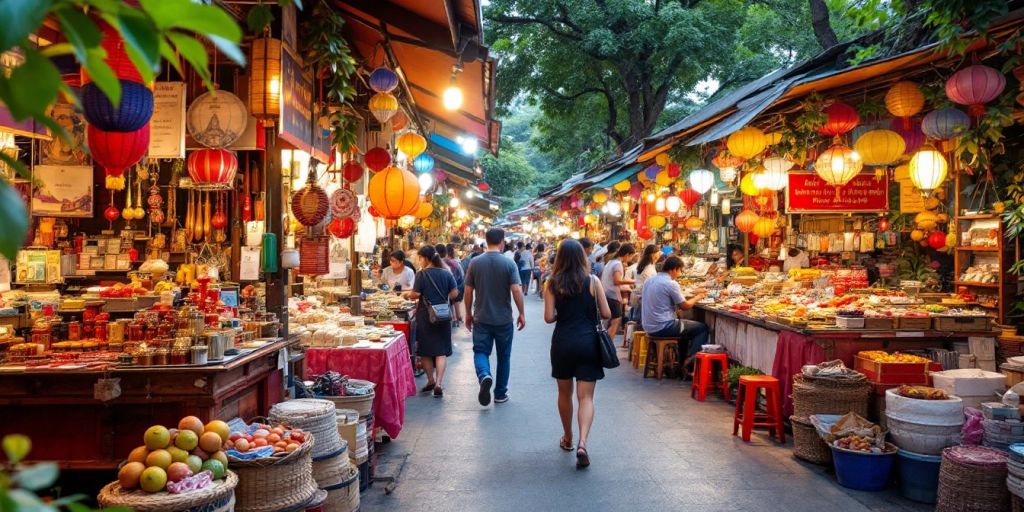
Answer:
[
  {"left": 443, "top": 65, "right": 464, "bottom": 111},
  {"left": 655, "top": 196, "right": 666, "bottom": 212},
  {"left": 646, "top": 191, "right": 656, "bottom": 203},
  {"left": 449, "top": 197, "right": 460, "bottom": 208}
]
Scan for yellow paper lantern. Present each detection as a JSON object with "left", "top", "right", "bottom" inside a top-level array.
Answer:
[
  {"left": 638, "top": 172, "right": 652, "bottom": 185},
  {"left": 655, "top": 152, "right": 672, "bottom": 166},
  {"left": 421, "top": 219, "right": 433, "bottom": 229},
  {"left": 734, "top": 209, "right": 759, "bottom": 233},
  {"left": 613, "top": 180, "right": 631, "bottom": 192},
  {"left": 397, "top": 215, "right": 416, "bottom": 229},
  {"left": 415, "top": 201, "right": 434, "bottom": 219},
  {"left": 396, "top": 132, "right": 427, "bottom": 160},
  {"left": 726, "top": 126, "right": 767, "bottom": 159},
  {"left": 739, "top": 173, "right": 760, "bottom": 196},
  {"left": 752, "top": 217, "right": 777, "bottom": 238},
  {"left": 814, "top": 144, "right": 863, "bottom": 188},
  {"left": 854, "top": 129, "right": 906, "bottom": 166},
  {"left": 369, "top": 92, "right": 399, "bottom": 124},
  {"left": 758, "top": 157, "right": 791, "bottom": 191},
  {"left": 684, "top": 217, "right": 704, "bottom": 232},
  {"left": 908, "top": 145, "right": 948, "bottom": 197},
  {"left": 765, "top": 132, "right": 783, "bottom": 145},
  {"left": 368, "top": 166, "right": 421, "bottom": 219},
  {"left": 648, "top": 215, "right": 667, "bottom": 229},
  {"left": 655, "top": 170, "right": 673, "bottom": 186},
  {"left": 248, "top": 37, "right": 282, "bottom": 119},
  {"left": 593, "top": 191, "right": 608, "bottom": 203},
  {"left": 885, "top": 81, "right": 925, "bottom": 120},
  {"left": 584, "top": 214, "right": 598, "bottom": 225}
]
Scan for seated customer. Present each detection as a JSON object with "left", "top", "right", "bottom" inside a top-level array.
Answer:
[{"left": 640, "top": 256, "right": 709, "bottom": 374}]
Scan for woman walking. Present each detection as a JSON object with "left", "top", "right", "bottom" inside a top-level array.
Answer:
[
  {"left": 436, "top": 244, "right": 466, "bottom": 328},
  {"left": 600, "top": 243, "right": 636, "bottom": 344},
  {"left": 404, "top": 245, "right": 458, "bottom": 397},
  {"left": 543, "top": 239, "right": 611, "bottom": 468}
]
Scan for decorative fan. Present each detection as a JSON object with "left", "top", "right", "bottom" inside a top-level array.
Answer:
[
  {"left": 291, "top": 164, "right": 329, "bottom": 227},
  {"left": 330, "top": 188, "right": 358, "bottom": 218}
]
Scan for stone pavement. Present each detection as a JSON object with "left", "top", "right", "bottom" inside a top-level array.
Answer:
[{"left": 360, "top": 295, "right": 930, "bottom": 512}]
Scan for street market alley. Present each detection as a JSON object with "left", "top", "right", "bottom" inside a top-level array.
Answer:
[{"left": 360, "top": 296, "right": 930, "bottom": 512}]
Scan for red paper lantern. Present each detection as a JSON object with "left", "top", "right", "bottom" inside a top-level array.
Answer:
[
  {"left": 368, "top": 205, "right": 381, "bottom": 217},
  {"left": 187, "top": 148, "right": 238, "bottom": 186},
  {"left": 678, "top": 188, "right": 702, "bottom": 208},
  {"left": 364, "top": 147, "right": 391, "bottom": 172},
  {"left": 734, "top": 209, "right": 759, "bottom": 233},
  {"left": 88, "top": 124, "right": 149, "bottom": 177},
  {"left": 928, "top": 230, "right": 947, "bottom": 250},
  {"left": 667, "top": 163, "right": 681, "bottom": 178},
  {"left": 637, "top": 226, "right": 654, "bottom": 240},
  {"left": 82, "top": 24, "right": 144, "bottom": 84},
  {"left": 328, "top": 217, "right": 355, "bottom": 238},
  {"left": 342, "top": 162, "right": 363, "bottom": 183},
  {"left": 478, "top": 182, "right": 491, "bottom": 192},
  {"left": 818, "top": 101, "right": 860, "bottom": 137},
  {"left": 104, "top": 205, "right": 120, "bottom": 222},
  {"left": 946, "top": 64, "right": 1006, "bottom": 117}
]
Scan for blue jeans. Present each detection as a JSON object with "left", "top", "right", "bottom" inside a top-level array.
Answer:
[
  {"left": 519, "top": 269, "right": 532, "bottom": 293},
  {"left": 649, "top": 319, "right": 709, "bottom": 362},
  {"left": 472, "top": 321, "right": 514, "bottom": 398}
]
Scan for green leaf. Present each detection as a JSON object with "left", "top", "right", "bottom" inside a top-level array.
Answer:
[
  {"left": 11, "top": 463, "right": 58, "bottom": 491},
  {"left": 140, "top": 0, "right": 242, "bottom": 44},
  {"left": 247, "top": 4, "right": 275, "bottom": 34},
  {"left": 115, "top": 10, "right": 161, "bottom": 72},
  {"left": 122, "top": 43, "right": 156, "bottom": 84},
  {"left": 158, "top": 39, "right": 184, "bottom": 76},
  {"left": 0, "top": 0, "right": 53, "bottom": 53},
  {"left": 0, "top": 179, "right": 29, "bottom": 261},
  {"left": 4, "top": 47, "right": 61, "bottom": 120},
  {"left": 54, "top": 6, "right": 101, "bottom": 62},
  {"left": 207, "top": 34, "right": 246, "bottom": 66},
  {"left": 2, "top": 434, "right": 31, "bottom": 464},
  {"left": 166, "top": 31, "right": 212, "bottom": 89},
  {"left": 83, "top": 48, "right": 121, "bottom": 106},
  {"left": 7, "top": 488, "right": 49, "bottom": 511}
]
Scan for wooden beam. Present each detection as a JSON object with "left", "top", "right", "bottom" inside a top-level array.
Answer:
[{"left": 335, "top": 0, "right": 486, "bottom": 61}]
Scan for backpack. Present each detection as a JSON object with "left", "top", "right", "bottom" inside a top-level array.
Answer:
[{"left": 513, "top": 250, "right": 522, "bottom": 264}]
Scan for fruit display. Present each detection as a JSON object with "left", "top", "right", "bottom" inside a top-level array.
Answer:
[
  {"left": 118, "top": 416, "right": 230, "bottom": 494},
  {"left": 834, "top": 435, "right": 896, "bottom": 454},
  {"left": 857, "top": 351, "right": 933, "bottom": 364},
  {"left": 225, "top": 421, "right": 308, "bottom": 459}
]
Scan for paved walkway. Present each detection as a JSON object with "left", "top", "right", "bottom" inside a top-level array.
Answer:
[{"left": 361, "top": 295, "right": 929, "bottom": 512}]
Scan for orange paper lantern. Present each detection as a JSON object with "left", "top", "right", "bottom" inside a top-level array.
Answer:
[
  {"left": 368, "top": 166, "right": 421, "bottom": 219},
  {"left": 734, "top": 209, "right": 759, "bottom": 233}
]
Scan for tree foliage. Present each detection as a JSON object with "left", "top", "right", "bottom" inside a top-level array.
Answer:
[{"left": 480, "top": 136, "right": 537, "bottom": 209}]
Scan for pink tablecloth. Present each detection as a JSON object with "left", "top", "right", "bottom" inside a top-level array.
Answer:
[
  {"left": 771, "top": 330, "right": 827, "bottom": 418},
  {"left": 305, "top": 335, "right": 416, "bottom": 439}
]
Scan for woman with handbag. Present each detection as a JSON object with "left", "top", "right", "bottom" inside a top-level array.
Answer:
[
  {"left": 404, "top": 245, "right": 458, "bottom": 397},
  {"left": 543, "top": 239, "right": 612, "bottom": 468}
]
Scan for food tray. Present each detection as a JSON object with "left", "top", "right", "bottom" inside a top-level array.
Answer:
[
  {"left": 836, "top": 316, "right": 865, "bottom": 329},
  {"left": 854, "top": 356, "right": 942, "bottom": 385},
  {"left": 896, "top": 316, "right": 932, "bottom": 330},
  {"left": 933, "top": 316, "right": 992, "bottom": 332},
  {"left": 103, "top": 297, "right": 138, "bottom": 312}
]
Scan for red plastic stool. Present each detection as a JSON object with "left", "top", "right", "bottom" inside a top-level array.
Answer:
[
  {"left": 732, "top": 375, "right": 785, "bottom": 443},
  {"left": 690, "top": 352, "right": 729, "bottom": 401}
]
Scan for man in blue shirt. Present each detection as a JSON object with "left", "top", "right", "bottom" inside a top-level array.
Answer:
[{"left": 641, "top": 256, "right": 709, "bottom": 376}]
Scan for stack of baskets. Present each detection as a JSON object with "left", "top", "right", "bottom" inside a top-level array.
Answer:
[
  {"left": 1008, "top": 445, "right": 1024, "bottom": 511},
  {"left": 936, "top": 446, "right": 1009, "bottom": 512},
  {"left": 790, "top": 373, "right": 870, "bottom": 465},
  {"left": 229, "top": 435, "right": 321, "bottom": 512},
  {"left": 324, "top": 381, "right": 377, "bottom": 492},
  {"left": 99, "top": 471, "right": 239, "bottom": 512},
  {"left": 272, "top": 398, "right": 359, "bottom": 512}
]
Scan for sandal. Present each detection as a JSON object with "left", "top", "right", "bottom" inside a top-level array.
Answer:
[
  {"left": 420, "top": 383, "right": 436, "bottom": 393},
  {"left": 559, "top": 436, "right": 573, "bottom": 451},
  {"left": 433, "top": 386, "right": 443, "bottom": 397},
  {"left": 576, "top": 447, "right": 590, "bottom": 468}
]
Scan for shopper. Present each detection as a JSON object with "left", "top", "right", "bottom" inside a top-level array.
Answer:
[
  {"left": 630, "top": 244, "right": 661, "bottom": 322},
  {"left": 578, "top": 237, "right": 593, "bottom": 261},
  {"left": 592, "top": 241, "right": 618, "bottom": 278},
  {"left": 543, "top": 239, "right": 611, "bottom": 468},
  {"left": 436, "top": 244, "right": 466, "bottom": 328},
  {"left": 600, "top": 243, "right": 635, "bottom": 344},
  {"left": 727, "top": 245, "right": 745, "bottom": 269},
  {"left": 641, "top": 256, "right": 709, "bottom": 375},
  {"left": 380, "top": 250, "right": 415, "bottom": 292},
  {"left": 533, "top": 243, "right": 547, "bottom": 296},
  {"left": 404, "top": 246, "right": 458, "bottom": 397},
  {"left": 464, "top": 227, "right": 526, "bottom": 406},
  {"left": 517, "top": 242, "right": 534, "bottom": 294}
]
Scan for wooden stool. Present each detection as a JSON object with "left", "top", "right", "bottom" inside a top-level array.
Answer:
[
  {"left": 631, "top": 331, "right": 647, "bottom": 368},
  {"left": 691, "top": 352, "right": 729, "bottom": 401},
  {"left": 643, "top": 336, "right": 679, "bottom": 380},
  {"left": 732, "top": 375, "right": 785, "bottom": 443}
]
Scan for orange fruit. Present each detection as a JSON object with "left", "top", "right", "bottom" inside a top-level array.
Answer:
[
  {"left": 140, "top": 466, "right": 167, "bottom": 493},
  {"left": 145, "top": 449, "right": 172, "bottom": 469},
  {"left": 204, "top": 420, "right": 230, "bottom": 444},
  {"left": 143, "top": 425, "right": 170, "bottom": 450},
  {"left": 178, "top": 416, "right": 204, "bottom": 437},
  {"left": 118, "top": 462, "right": 146, "bottom": 490},
  {"left": 175, "top": 430, "right": 199, "bottom": 451},
  {"left": 128, "top": 446, "right": 149, "bottom": 464},
  {"left": 199, "top": 432, "right": 223, "bottom": 453}
]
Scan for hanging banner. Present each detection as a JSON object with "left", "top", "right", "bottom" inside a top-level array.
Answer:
[
  {"left": 897, "top": 179, "right": 926, "bottom": 213},
  {"left": 279, "top": 45, "right": 330, "bottom": 163},
  {"left": 149, "top": 82, "right": 186, "bottom": 158},
  {"left": 785, "top": 172, "right": 888, "bottom": 213}
]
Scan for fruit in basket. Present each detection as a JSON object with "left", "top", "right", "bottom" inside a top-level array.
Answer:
[
  {"left": 199, "top": 432, "right": 223, "bottom": 453},
  {"left": 118, "top": 462, "right": 146, "bottom": 490},
  {"left": 166, "top": 462, "right": 193, "bottom": 483},
  {"left": 145, "top": 449, "right": 172, "bottom": 469},
  {"left": 144, "top": 425, "right": 170, "bottom": 450},
  {"left": 204, "top": 420, "right": 231, "bottom": 443},
  {"left": 210, "top": 450, "right": 228, "bottom": 468},
  {"left": 178, "top": 416, "right": 205, "bottom": 437},
  {"left": 128, "top": 445, "right": 149, "bottom": 464},
  {"left": 185, "top": 455, "right": 203, "bottom": 474},
  {"left": 167, "top": 446, "right": 189, "bottom": 464},
  {"left": 140, "top": 466, "right": 168, "bottom": 493},
  {"left": 175, "top": 429, "right": 199, "bottom": 451},
  {"left": 201, "top": 459, "right": 225, "bottom": 480},
  {"left": 234, "top": 438, "right": 250, "bottom": 452}
]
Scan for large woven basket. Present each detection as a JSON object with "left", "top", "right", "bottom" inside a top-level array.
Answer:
[
  {"left": 322, "top": 462, "right": 359, "bottom": 512},
  {"left": 791, "top": 375, "right": 870, "bottom": 419},
  {"left": 936, "top": 446, "right": 1009, "bottom": 512},
  {"left": 98, "top": 471, "right": 238, "bottom": 512},
  {"left": 323, "top": 392, "right": 375, "bottom": 418},
  {"left": 790, "top": 415, "right": 831, "bottom": 465},
  {"left": 271, "top": 399, "right": 344, "bottom": 459},
  {"left": 231, "top": 436, "right": 319, "bottom": 512},
  {"left": 311, "top": 445, "right": 349, "bottom": 488}
]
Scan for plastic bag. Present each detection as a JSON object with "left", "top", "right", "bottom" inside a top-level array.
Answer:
[{"left": 962, "top": 407, "right": 984, "bottom": 446}]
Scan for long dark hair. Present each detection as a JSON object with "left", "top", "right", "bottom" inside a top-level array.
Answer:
[
  {"left": 548, "top": 239, "right": 590, "bottom": 300},
  {"left": 637, "top": 244, "right": 659, "bottom": 275},
  {"left": 603, "top": 241, "right": 621, "bottom": 262},
  {"left": 418, "top": 245, "right": 443, "bottom": 268}
]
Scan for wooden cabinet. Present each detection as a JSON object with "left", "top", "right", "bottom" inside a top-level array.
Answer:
[{"left": 954, "top": 179, "right": 1017, "bottom": 323}]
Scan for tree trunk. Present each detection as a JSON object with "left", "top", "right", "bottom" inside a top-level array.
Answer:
[{"left": 808, "top": 0, "right": 839, "bottom": 49}]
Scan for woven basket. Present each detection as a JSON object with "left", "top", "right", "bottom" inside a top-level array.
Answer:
[
  {"left": 324, "top": 392, "right": 375, "bottom": 418},
  {"left": 791, "top": 375, "right": 870, "bottom": 419},
  {"left": 936, "top": 446, "right": 1009, "bottom": 512},
  {"left": 231, "top": 436, "right": 319, "bottom": 512},
  {"left": 321, "top": 462, "right": 359, "bottom": 512},
  {"left": 790, "top": 416, "right": 831, "bottom": 465},
  {"left": 98, "top": 471, "right": 238, "bottom": 512},
  {"left": 311, "top": 446, "right": 349, "bottom": 488},
  {"left": 271, "top": 399, "right": 344, "bottom": 459}
]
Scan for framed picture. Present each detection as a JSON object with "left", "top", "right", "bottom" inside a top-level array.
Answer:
[
  {"left": 41, "top": 94, "right": 88, "bottom": 165},
  {"left": 15, "top": 249, "right": 61, "bottom": 284},
  {"left": 31, "top": 164, "right": 93, "bottom": 217}
]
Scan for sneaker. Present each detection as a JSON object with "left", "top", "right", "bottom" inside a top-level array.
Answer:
[
  {"left": 478, "top": 375, "right": 493, "bottom": 406},
  {"left": 494, "top": 394, "right": 509, "bottom": 403}
]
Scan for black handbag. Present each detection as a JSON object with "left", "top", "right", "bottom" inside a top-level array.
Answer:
[
  {"left": 421, "top": 269, "right": 452, "bottom": 324},
  {"left": 591, "top": 277, "right": 620, "bottom": 369}
]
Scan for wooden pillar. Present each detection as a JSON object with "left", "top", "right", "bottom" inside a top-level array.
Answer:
[{"left": 264, "top": 128, "right": 288, "bottom": 334}]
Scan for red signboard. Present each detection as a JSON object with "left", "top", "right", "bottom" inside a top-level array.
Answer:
[{"left": 785, "top": 172, "right": 888, "bottom": 213}]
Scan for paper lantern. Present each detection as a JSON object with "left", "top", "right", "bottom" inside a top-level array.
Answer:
[
  {"left": 390, "top": 110, "right": 409, "bottom": 131},
  {"left": 734, "top": 209, "right": 759, "bottom": 233},
  {"left": 629, "top": 182, "right": 643, "bottom": 200},
  {"left": 891, "top": 117, "right": 925, "bottom": 154},
  {"left": 854, "top": 129, "right": 905, "bottom": 166},
  {"left": 364, "top": 147, "right": 391, "bottom": 172},
  {"left": 583, "top": 214, "right": 597, "bottom": 225},
  {"left": 342, "top": 162, "right": 363, "bottom": 183},
  {"left": 80, "top": 24, "right": 144, "bottom": 84},
  {"left": 818, "top": 101, "right": 859, "bottom": 137},
  {"left": 396, "top": 132, "right": 427, "bottom": 160},
  {"left": 712, "top": 153, "right": 745, "bottom": 169},
  {"left": 908, "top": 145, "right": 948, "bottom": 197},
  {"left": 758, "top": 158, "right": 791, "bottom": 190},
  {"left": 928, "top": 230, "right": 947, "bottom": 250},
  {"left": 328, "top": 217, "right": 355, "bottom": 238},
  {"left": 655, "top": 152, "right": 671, "bottom": 166},
  {"left": 249, "top": 37, "right": 282, "bottom": 119},
  {"left": 921, "top": 108, "right": 970, "bottom": 140},
  {"left": 368, "top": 166, "right": 420, "bottom": 219},
  {"left": 641, "top": 165, "right": 657, "bottom": 181},
  {"left": 369, "top": 92, "right": 399, "bottom": 123},
  {"left": 186, "top": 90, "right": 248, "bottom": 148},
  {"left": 739, "top": 173, "right": 760, "bottom": 196},
  {"left": 885, "top": 81, "right": 925, "bottom": 127},
  {"left": 654, "top": 196, "right": 666, "bottom": 213},
  {"left": 614, "top": 180, "right": 631, "bottom": 192},
  {"left": 666, "top": 196, "right": 682, "bottom": 213},
  {"left": 814, "top": 144, "right": 863, "bottom": 188},
  {"left": 679, "top": 188, "right": 702, "bottom": 208},
  {"left": 417, "top": 172, "right": 434, "bottom": 194},
  {"left": 412, "top": 153, "right": 435, "bottom": 173},
  {"left": 104, "top": 204, "right": 120, "bottom": 222},
  {"left": 684, "top": 217, "right": 704, "bottom": 232},
  {"left": 648, "top": 215, "right": 667, "bottom": 229},
  {"left": 719, "top": 167, "right": 738, "bottom": 183},
  {"left": 946, "top": 64, "right": 1006, "bottom": 116},
  {"left": 667, "top": 163, "right": 681, "bottom": 178},
  {"left": 752, "top": 217, "right": 777, "bottom": 238},
  {"left": 655, "top": 170, "right": 673, "bottom": 186},
  {"left": 593, "top": 191, "right": 608, "bottom": 203},
  {"left": 369, "top": 67, "right": 399, "bottom": 93},
  {"left": 726, "top": 126, "right": 767, "bottom": 159},
  {"left": 434, "top": 169, "right": 447, "bottom": 183},
  {"left": 414, "top": 201, "right": 434, "bottom": 219},
  {"left": 291, "top": 176, "right": 330, "bottom": 227},
  {"left": 689, "top": 169, "right": 714, "bottom": 194},
  {"left": 187, "top": 148, "right": 238, "bottom": 187},
  {"left": 637, "top": 226, "right": 654, "bottom": 240},
  {"left": 88, "top": 124, "right": 149, "bottom": 177},
  {"left": 81, "top": 81, "right": 153, "bottom": 132}
]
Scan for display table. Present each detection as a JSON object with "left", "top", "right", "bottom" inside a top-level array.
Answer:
[
  {"left": 304, "top": 334, "right": 416, "bottom": 439},
  {"left": 377, "top": 321, "right": 410, "bottom": 344},
  {"left": 0, "top": 336, "right": 295, "bottom": 469}
]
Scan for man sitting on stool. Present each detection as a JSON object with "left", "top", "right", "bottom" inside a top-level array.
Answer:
[{"left": 640, "top": 256, "right": 709, "bottom": 378}]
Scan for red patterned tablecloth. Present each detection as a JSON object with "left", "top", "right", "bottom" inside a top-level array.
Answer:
[
  {"left": 377, "top": 321, "right": 410, "bottom": 343},
  {"left": 305, "top": 335, "right": 416, "bottom": 438}
]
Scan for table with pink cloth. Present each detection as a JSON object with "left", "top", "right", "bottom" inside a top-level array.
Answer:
[{"left": 304, "top": 335, "right": 416, "bottom": 439}]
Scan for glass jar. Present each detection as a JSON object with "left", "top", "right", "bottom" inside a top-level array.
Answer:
[
  {"left": 153, "top": 348, "right": 169, "bottom": 366},
  {"left": 128, "top": 321, "right": 144, "bottom": 342},
  {"left": 170, "top": 348, "right": 189, "bottom": 365},
  {"left": 67, "top": 321, "right": 81, "bottom": 341},
  {"left": 108, "top": 320, "right": 125, "bottom": 343},
  {"left": 95, "top": 320, "right": 108, "bottom": 341},
  {"left": 30, "top": 324, "right": 52, "bottom": 349}
]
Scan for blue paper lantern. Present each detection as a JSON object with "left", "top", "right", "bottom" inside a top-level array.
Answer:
[
  {"left": 81, "top": 80, "right": 153, "bottom": 132},
  {"left": 921, "top": 107, "right": 970, "bottom": 140},
  {"left": 412, "top": 153, "right": 435, "bottom": 173},
  {"left": 369, "top": 67, "right": 399, "bottom": 93},
  {"left": 644, "top": 165, "right": 659, "bottom": 180}
]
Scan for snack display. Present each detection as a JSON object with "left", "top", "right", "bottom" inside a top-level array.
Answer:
[{"left": 896, "top": 385, "right": 950, "bottom": 400}]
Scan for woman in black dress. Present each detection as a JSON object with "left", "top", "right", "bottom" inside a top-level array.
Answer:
[
  {"left": 543, "top": 239, "right": 611, "bottom": 468},
  {"left": 404, "top": 245, "right": 458, "bottom": 397}
]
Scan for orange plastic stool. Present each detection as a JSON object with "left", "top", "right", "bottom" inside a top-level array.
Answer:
[
  {"left": 631, "top": 331, "right": 647, "bottom": 369},
  {"left": 732, "top": 374, "right": 785, "bottom": 443},
  {"left": 690, "top": 352, "right": 729, "bottom": 401},
  {"left": 643, "top": 337, "right": 678, "bottom": 380}
]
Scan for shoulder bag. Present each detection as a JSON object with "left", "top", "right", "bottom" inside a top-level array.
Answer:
[
  {"left": 590, "top": 276, "right": 620, "bottom": 369},
  {"left": 421, "top": 269, "right": 452, "bottom": 324}
]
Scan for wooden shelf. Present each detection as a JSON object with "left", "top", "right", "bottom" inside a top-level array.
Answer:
[
  {"left": 956, "top": 246, "right": 999, "bottom": 252},
  {"left": 958, "top": 213, "right": 998, "bottom": 220},
  {"left": 954, "top": 280, "right": 1000, "bottom": 289}
]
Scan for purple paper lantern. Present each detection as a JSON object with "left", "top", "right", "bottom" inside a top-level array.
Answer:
[
  {"left": 81, "top": 80, "right": 153, "bottom": 132},
  {"left": 921, "top": 107, "right": 970, "bottom": 140},
  {"left": 369, "top": 67, "right": 399, "bottom": 93},
  {"left": 644, "top": 165, "right": 659, "bottom": 180},
  {"left": 890, "top": 117, "right": 924, "bottom": 155}
]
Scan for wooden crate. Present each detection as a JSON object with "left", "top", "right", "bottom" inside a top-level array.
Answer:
[
  {"left": 933, "top": 316, "right": 992, "bottom": 332},
  {"left": 863, "top": 317, "right": 895, "bottom": 330},
  {"left": 896, "top": 316, "right": 932, "bottom": 330},
  {"left": 1002, "top": 364, "right": 1024, "bottom": 388},
  {"left": 854, "top": 356, "right": 941, "bottom": 385}
]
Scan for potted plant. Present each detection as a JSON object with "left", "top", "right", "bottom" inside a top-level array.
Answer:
[{"left": 726, "top": 365, "right": 764, "bottom": 402}]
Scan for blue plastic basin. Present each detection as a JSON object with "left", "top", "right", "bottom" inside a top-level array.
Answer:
[
  {"left": 896, "top": 449, "right": 942, "bottom": 503},
  {"left": 830, "top": 444, "right": 897, "bottom": 491}
]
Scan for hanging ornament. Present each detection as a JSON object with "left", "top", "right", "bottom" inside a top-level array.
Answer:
[
  {"left": 739, "top": 173, "right": 760, "bottom": 196},
  {"left": 884, "top": 81, "right": 925, "bottom": 128},
  {"left": 390, "top": 110, "right": 409, "bottom": 131},
  {"left": 342, "top": 161, "right": 363, "bottom": 183},
  {"left": 81, "top": 80, "right": 154, "bottom": 132},
  {"left": 946, "top": 64, "right": 1006, "bottom": 117},
  {"left": 853, "top": 129, "right": 905, "bottom": 166},
  {"left": 890, "top": 117, "right": 925, "bottom": 154},
  {"left": 88, "top": 124, "right": 149, "bottom": 177},
  {"left": 368, "top": 67, "right": 400, "bottom": 93},
  {"left": 369, "top": 92, "right": 399, "bottom": 123},
  {"left": 104, "top": 204, "right": 120, "bottom": 223},
  {"left": 684, "top": 217, "right": 704, "bottom": 232},
  {"left": 688, "top": 169, "right": 714, "bottom": 194},
  {"left": 330, "top": 188, "right": 358, "bottom": 218},
  {"left": 678, "top": 188, "right": 702, "bottom": 208},
  {"left": 629, "top": 182, "right": 643, "bottom": 200},
  {"left": 291, "top": 164, "right": 330, "bottom": 226},
  {"left": 368, "top": 166, "right": 420, "bottom": 219},
  {"left": 655, "top": 152, "right": 672, "bottom": 166},
  {"left": 928, "top": 230, "right": 947, "bottom": 250},
  {"left": 908, "top": 145, "right": 948, "bottom": 198},
  {"left": 921, "top": 107, "right": 970, "bottom": 141},
  {"left": 412, "top": 153, "right": 435, "bottom": 173},
  {"left": 654, "top": 170, "right": 673, "bottom": 186},
  {"left": 614, "top": 180, "right": 631, "bottom": 192},
  {"left": 186, "top": 90, "right": 248, "bottom": 148},
  {"left": 718, "top": 167, "right": 738, "bottom": 183},
  {"left": 818, "top": 101, "right": 859, "bottom": 137},
  {"left": 328, "top": 216, "right": 355, "bottom": 238},
  {"left": 364, "top": 147, "right": 391, "bottom": 172},
  {"left": 666, "top": 163, "right": 681, "bottom": 179},
  {"left": 814, "top": 143, "right": 863, "bottom": 191},
  {"left": 758, "top": 158, "right": 792, "bottom": 190},
  {"left": 187, "top": 148, "right": 238, "bottom": 187},
  {"left": 734, "top": 209, "right": 759, "bottom": 233},
  {"left": 726, "top": 126, "right": 767, "bottom": 159},
  {"left": 396, "top": 132, "right": 427, "bottom": 160},
  {"left": 752, "top": 217, "right": 777, "bottom": 238},
  {"left": 82, "top": 24, "right": 144, "bottom": 83}
]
